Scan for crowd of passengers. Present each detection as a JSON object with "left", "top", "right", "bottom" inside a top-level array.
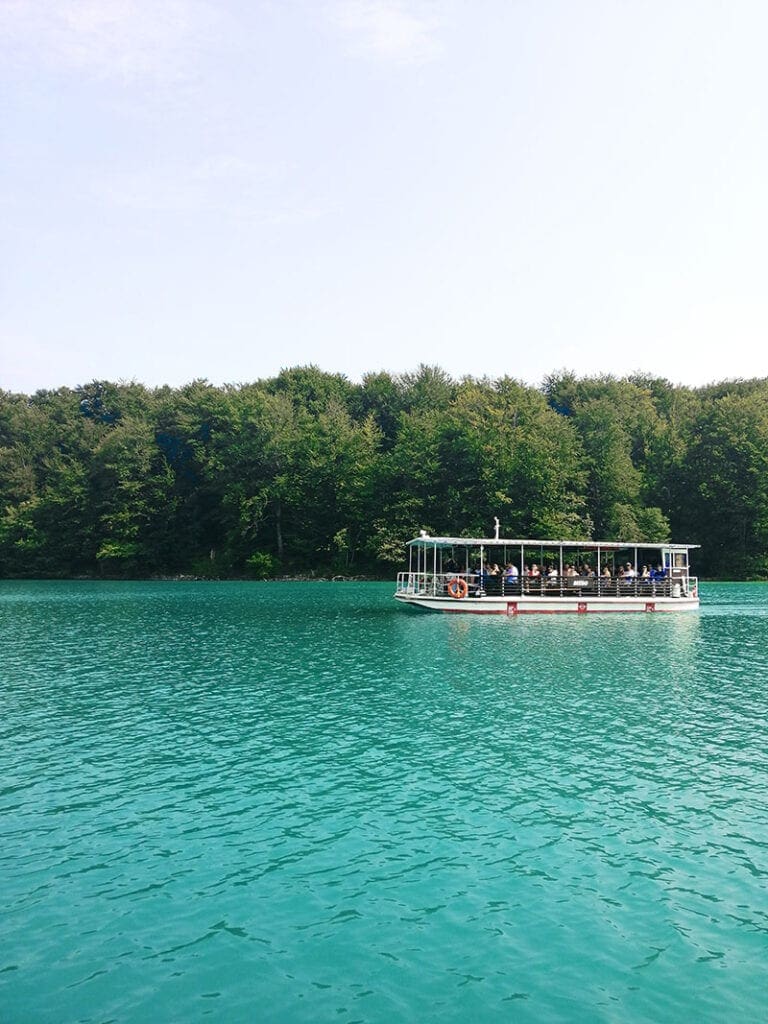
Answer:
[{"left": 451, "top": 561, "right": 669, "bottom": 585}]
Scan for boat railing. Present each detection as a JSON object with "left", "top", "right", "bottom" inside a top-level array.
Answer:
[{"left": 396, "top": 571, "right": 698, "bottom": 599}]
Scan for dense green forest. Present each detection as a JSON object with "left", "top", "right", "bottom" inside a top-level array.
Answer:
[{"left": 1, "top": 366, "right": 767, "bottom": 580}]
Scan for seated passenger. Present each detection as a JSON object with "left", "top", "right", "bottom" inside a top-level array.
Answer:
[
  {"left": 504, "top": 563, "right": 519, "bottom": 579},
  {"left": 640, "top": 565, "right": 650, "bottom": 578},
  {"left": 650, "top": 564, "right": 666, "bottom": 581},
  {"left": 601, "top": 565, "right": 612, "bottom": 578},
  {"left": 624, "top": 562, "right": 636, "bottom": 579}
]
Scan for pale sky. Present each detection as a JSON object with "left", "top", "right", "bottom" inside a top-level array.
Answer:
[{"left": 2, "top": 0, "right": 767, "bottom": 394}]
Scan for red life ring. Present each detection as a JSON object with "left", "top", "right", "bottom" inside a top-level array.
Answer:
[{"left": 447, "top": 577, "right": 468, "bottom": 599}]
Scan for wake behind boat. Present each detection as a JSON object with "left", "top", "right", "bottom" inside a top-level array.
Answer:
[{"left": 394, "top": 527, "right": 699, "bottom": 614}]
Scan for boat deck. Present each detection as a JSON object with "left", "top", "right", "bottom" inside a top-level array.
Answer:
[{"left": 396, "top": 571, "right": 691, "bottom": 600}]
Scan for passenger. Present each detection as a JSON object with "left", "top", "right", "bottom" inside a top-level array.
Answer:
[
  {"left": 583, "top": 563, "right": 595, "bottom": 577},
  {"left": 565, "top": 564, "right": 578, "bottom": 577},
  {"left": 640, "top": 565, "right": 650, "bottom": 579},
  {"left": 503, "top": 563, "right": 518, "bottom": 593},
  {"left": 547, "top": 565, "right": 558, "bottom": 580},
  {"left": 529, "top": 563, "right": 541, "bottom": 578},
  {"left": 650, "top": 564, "right": 666, "bottom": 581},
  {"left": 602, "top": 565, "right": 612, "bottom": 578},
  {"left": 624, "top": 562, "right": 636, "bottom": 579}
]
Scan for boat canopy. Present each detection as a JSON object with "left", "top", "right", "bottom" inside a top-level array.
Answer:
[{"left": 407, "top": 535, "right": 699, "bottom": 552}]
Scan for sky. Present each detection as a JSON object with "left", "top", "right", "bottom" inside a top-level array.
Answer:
[{"left": 2, "top": 0, "right": 767, "bottom": 394}]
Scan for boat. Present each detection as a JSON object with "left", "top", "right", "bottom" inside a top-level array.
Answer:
[{"left": 394, "top": 524, "right": 699, "bottom": 614}]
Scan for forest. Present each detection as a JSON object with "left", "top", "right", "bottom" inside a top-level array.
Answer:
[{"left": 1, "top": 365, "right": 767, "bottom": 580}]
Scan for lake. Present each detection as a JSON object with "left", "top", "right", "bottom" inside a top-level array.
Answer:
[{"left": 1, "top": 581, "right": 767, "bottom": 1023}]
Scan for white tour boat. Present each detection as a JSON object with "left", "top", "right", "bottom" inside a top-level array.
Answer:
[{"left": 394, "top": 523, "right": 699, "bottom": 615}]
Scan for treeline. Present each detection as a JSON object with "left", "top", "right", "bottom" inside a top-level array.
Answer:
[{"left": 1, "top": 366, "right": 767, "bottom": 580}]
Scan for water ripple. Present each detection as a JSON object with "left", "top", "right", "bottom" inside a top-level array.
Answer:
[{"left": 1, "top": 581, "right": 767, "bottom": 1022}]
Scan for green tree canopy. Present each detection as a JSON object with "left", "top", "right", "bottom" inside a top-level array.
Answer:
[{"left": 0, "top": 367, "right": 765, "bottom": 579}]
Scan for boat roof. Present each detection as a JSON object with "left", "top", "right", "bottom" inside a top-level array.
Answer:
[{"left": 408, "top": 535, "right": 699, "bottom": 550}]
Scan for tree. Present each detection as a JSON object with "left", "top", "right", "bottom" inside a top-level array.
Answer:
[
  {"left": 679, "top": 388, "right": 768, "bottom": 577},
  {"left": 90, "top": 415, "right": 176, "bottom": 575}
]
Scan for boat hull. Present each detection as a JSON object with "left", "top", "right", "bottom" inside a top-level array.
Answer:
[{"left": 394, "top": 593, "right": 699, "bottom": 614}]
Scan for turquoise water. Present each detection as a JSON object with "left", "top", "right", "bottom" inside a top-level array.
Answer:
[{"left": 1, "top": 581, "right": 767, "bottom": 1023}]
